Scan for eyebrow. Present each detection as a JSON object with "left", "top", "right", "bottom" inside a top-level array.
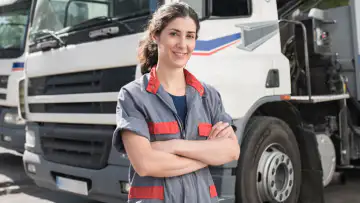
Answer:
[{"left": 169, "top": 28, "right": 196, "bottom": 34}]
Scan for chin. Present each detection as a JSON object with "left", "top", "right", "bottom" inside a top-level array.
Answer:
[
  {"left": 171, "top": 59, "right": 189, "bottom": 69},
  {"left": 174, "top": 62, "right": 187, "bottom": 69}
]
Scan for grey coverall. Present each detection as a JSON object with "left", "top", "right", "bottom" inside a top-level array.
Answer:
[{"left": 113, "top": 67, "right": 234, "bottom": 203}]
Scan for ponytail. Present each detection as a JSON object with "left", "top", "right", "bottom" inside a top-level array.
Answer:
[{"left": 138, "top": 30, "right": 158, "bottom": 75}]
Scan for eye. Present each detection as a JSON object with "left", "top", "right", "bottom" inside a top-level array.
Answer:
[
  {"left": 187, "top": 34, "right": 195, "bottom": 39},
  {"left": 170, "top": 32, "right": 178, "bottom": 36}
]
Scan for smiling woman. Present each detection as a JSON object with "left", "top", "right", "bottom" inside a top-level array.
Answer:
[
  {"left": 137, "top": 2, "right": 200, "bottom": 75},
  {"left": 113, "top": 2, "right": 240, "bottom": 203}
]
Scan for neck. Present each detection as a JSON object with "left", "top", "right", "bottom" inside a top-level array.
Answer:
[{"left": 156, "top": 62, "right": 186, "bottom": 96}]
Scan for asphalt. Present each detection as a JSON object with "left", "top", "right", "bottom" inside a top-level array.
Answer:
[{"left": 0, "top": 147, "right": 360, "bottom": 203}]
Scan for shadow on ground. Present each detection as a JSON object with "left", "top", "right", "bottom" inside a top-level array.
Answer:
[{"left": 323, "top": 170, "right": 360, "bottom": 203}]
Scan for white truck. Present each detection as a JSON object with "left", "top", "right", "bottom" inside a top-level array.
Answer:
[
  {"left": 0, "top": 0, "right": 30, "bottom": 153},
  {"left": 20, "top": 0, "right": 360, "bottom": 202}
]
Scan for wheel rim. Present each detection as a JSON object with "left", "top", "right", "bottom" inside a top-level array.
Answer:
[{"left": 256, "top": 144, "right": 294, "bottom": 202}]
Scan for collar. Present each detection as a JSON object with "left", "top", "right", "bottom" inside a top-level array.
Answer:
[{"left": 146, "top": 65, "right": 204, "bottom": 96}]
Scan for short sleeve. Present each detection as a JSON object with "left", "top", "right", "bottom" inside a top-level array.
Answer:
[
  {"left": 112, "top": 88, "right": 150, "bottom": 151},
  {"left": 208, "top": 87, "right": 237, "bottom": 132}
]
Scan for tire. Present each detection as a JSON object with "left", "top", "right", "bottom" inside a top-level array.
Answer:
[{"left": 235, "top": 116, "right": 301, "bottom": 203}]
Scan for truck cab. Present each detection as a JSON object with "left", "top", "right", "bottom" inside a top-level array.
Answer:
[
  {"left": 0, "top": 0, "right": 31, "bottom": 153},
  {"left": 21, "top": 0, "right": 158, "bottom": 202}
]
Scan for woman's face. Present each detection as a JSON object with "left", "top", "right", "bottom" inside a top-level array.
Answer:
[{"left": 155, "top": 16, "right": 197, "bottom": 69}]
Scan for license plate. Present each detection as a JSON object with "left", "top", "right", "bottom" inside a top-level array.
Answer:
[{"left": 55, "top": 176, "right": 88, "bottom": 196}]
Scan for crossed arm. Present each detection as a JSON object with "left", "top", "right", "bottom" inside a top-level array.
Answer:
[{"left": 121, "top": 121, "right": 240, "bottom": 178}]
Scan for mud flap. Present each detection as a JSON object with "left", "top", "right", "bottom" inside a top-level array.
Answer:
[{"left": 296, "top": 125, "right": 325, "bottom": 203}]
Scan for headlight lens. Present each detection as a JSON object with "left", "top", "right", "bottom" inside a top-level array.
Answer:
[
  {"left": 25, "top": 127, "right": 36, "bottom": 148},
  {"left": 18, "top": 78, "right": 26, "bottom": 119},
  {"left": 4, "top": 112, "right": 26, "bottom": 125}
]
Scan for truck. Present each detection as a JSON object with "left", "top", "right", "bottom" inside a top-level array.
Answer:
[
  {"left": 20, "top": 0, "right": 360, "bottom": 202},
  {"left": 0, "top": 0, "right": 31, "bottom": 153}
]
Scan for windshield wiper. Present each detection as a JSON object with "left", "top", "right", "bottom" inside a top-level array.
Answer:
[
  {"left": 68, "top": 16, "right": 134, "bottom": 34},
  {"left": 0, "top": 47, "right": 20, "bottom": 51},
  {"left": 0, "top": 22, "right": 26, "bottom": 26},
  {"left": 38, "top": 29, "right": 66, "bottom": 46},
  {"left": 31, "top": 29, "right": 66, "bottom": 50}
]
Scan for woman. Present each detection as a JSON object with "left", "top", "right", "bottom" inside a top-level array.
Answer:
[{"left": 113, "top": 2, "right": 240, "bottom": 203}]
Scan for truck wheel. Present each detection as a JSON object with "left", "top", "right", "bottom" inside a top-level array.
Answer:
[{"left": 235, "top": 116, "right": 301, "bottom": 203}]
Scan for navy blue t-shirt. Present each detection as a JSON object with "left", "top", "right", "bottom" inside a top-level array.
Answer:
[{"left": 169, "top": 94, "right": 187, "bottom": 127}]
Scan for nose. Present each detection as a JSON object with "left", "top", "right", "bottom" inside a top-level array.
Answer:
[{"left": 177, "top": 36, "right": 187, "bottom": 49}]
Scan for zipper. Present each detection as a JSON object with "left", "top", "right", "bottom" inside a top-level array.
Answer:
[
  {"left": 156, "top": 94, "right": 186, "bottom": 139},
  {"left": 184, "top": 102, "right": 195, "bottom": 138},
  {"left": 174, "top": 113, "right": 185, "bottom": 139}
]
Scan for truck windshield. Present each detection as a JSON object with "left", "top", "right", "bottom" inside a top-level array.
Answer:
[
  {"left": 0, "top": 4, "right": 30, "bottom": 58},
  {"left": 30, "top": 0, "right": 152, "bottom": 41}
]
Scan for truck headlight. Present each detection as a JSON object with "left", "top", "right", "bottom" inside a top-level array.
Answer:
[
  {"left": 4, "top": 113, "right": 25, "bottom": 125},
  {"left": 18, "top": 78, "right": 26, "bottom": 120},
  {"left": 120, "top": 181, "right": 130, "bottom": 193},
  {"left": 25, "top": 127, "right": 36, "bottom": 148}
]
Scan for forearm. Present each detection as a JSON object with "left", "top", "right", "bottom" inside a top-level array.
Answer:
[
  {"left": 174, "top": 137, "right": 240, "bottom": 166},
  {"left": 142, "top": 149, "right": 207, "bottom": 178}
]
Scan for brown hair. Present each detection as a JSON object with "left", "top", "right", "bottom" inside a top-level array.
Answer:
[{"left": 138, "top": 2, "right": 200, "bottom": 75}]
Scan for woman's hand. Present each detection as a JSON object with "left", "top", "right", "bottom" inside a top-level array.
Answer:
[{"left": 208, "top": 121, "right": 235, "bottom": 140}]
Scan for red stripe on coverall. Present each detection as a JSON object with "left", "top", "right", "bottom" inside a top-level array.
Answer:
[
  {"left": 210, "top": 184, "right": 218, "bottom": 198},
  {"left": 129, "top": 186, "right": 164, "bottom": 200},
  {"left": 148, "top": 121, "right": 180, "bottom": 134}
]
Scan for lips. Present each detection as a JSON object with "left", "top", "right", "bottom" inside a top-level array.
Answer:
[{"left": 173, "top": 51, "right": 187, "bottom": 57}]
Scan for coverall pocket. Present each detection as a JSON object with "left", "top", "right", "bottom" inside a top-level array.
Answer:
[
  {"left": 198, "top": 123, "right": 212, "bottom": 139},
  {"left": 148, "top": 120, "right": 181, "bottom": 141}
]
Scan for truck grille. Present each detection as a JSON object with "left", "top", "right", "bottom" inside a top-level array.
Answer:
[
  {"left": 29, "top": 102, "right": 116, "bottom": 113},
  {"left": 0, "top": 75, "right": 9, "bottom": 100},
  {"left": 0, "top": 75, "right": 9, "bottom": 88},
  {"left": 27, "top": 65, "right": 135, "bottom": 114},
  {"left": 39, "top": 123, "right": 114, "bottom": 169},
  {"left": 0, "top": 93, "right": 6, "bottom": 100},
  {"left": 28, "top": 65, "right": 136, "bottom": 96}
]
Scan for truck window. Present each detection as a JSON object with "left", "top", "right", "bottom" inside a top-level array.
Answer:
[
  {"left": 114, "top": 0, "right": 152, "bottom": 19},
  {"left": 180, "top": 0, "right": 206, "bottom": 19},
  {"left": 211, "top": 0, "right": 251, "bottom": 17},
  {"left": 29, "top": 0, "right": 159, "bottom": 46},
  {"left": 30, "top": 0, "right": 109, "bottom": 37},
  {"left": 64, "top": 1, "right": 109, "bottom": 27},
  {"left": 0, "top": 4, "right": 30, "bottom": 58},
  {"left": 0, "top": 13, "right": 27, "bottom": 49}
]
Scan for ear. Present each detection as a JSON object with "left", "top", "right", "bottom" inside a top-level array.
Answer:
[{"left": 151, "top": 34, "right": 159, "bottom": 44}]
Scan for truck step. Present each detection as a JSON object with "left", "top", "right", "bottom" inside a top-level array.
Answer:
[{"left": 290, "top": 93, "right": 349, "bottom": 103}]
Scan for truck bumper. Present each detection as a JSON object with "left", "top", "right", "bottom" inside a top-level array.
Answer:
[
  {"left": 0, "top": 107, "right": 25, "bottom": 153},
  {"left": 0, "top": 125, "right": 25, "bottom": 153},
  {"left": 23, "top": 150, "right": 129, "bottom": 203}
]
